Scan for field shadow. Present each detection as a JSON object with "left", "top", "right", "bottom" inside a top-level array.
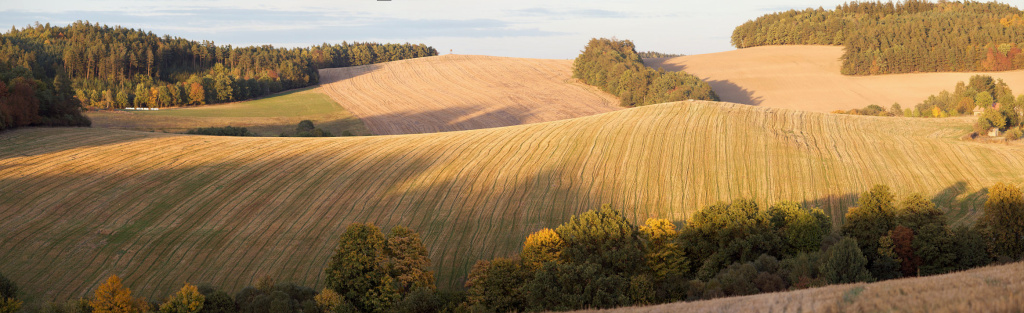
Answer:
[
  {"left": 642, "top": 58, "right": 687, "bottom": 72},
  {"left": 317, "top": 64, "right": 382, "bottom": 85},
  {"left": 0, "top": 127, "right": 177, "bottom": 160},
  {"left": 795, "top": 181, "right": 983, "bottom": 228},
  {"left": 358, "top": 103, "right": 539, "bottom": 135},
  {"left": 707, "top": 79, "right": 763, "bottom": 106}
]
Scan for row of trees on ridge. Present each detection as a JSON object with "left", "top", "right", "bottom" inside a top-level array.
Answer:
[{"left": 731, "top": 1, "right": 1024, "bottom": 75}]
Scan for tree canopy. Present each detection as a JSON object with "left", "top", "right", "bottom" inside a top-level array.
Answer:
[{"left": 572, "top": 38, "right": 717, "bottom": 107}]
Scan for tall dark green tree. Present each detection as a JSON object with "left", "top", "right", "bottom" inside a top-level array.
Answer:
[{"left": 842, "top": 185, "right": 899, "bottom": 280}]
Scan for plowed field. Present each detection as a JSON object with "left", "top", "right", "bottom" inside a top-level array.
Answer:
[
  {"left": 318, "top": 54, "right": 621, "bottom": 135},
  {"left": 2, "top": 101, "right": 1021, "bottom": 301},
  {"left": 645, "top": 45, "right": 1024, "bottom": 112}
]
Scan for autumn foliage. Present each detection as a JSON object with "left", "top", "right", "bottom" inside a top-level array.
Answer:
[{"left": 90, "top": 275, "right": 147, "bottom": 313}]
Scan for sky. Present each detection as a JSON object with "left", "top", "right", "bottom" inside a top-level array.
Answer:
[{"left": 0, "top": 0, "right": 858, "bottom": 59}]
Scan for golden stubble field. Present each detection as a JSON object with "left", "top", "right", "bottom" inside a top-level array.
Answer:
[
  {"left": 318, "top": 54, "right": 622, "bottom": 135},
  {"left": 2, "top": 101, "right": 1022, "bottom": 302},
  {"left": 645, "top": 45, "right": 1024, "bottom": 113},
  {"left": 585, "top": 261, "right": 1024, "bottom": 313}
]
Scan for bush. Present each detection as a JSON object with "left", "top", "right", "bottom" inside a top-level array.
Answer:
[
  {"left": 292, "top": 120, "right": 333, "bottom": 137},
  {"left": 296, "top": 120, "right": 315, "bottom": 133},
  {"left": 185, "top": 126, "right": 254, "bottom": 136},
  {"left": 1006, "top": 128, "right": 1023, "bottom": 140}
]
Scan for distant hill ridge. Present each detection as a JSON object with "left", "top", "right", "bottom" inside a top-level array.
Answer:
[{"left": 732, "top": 1, "right": 1024, "bottom": 75}]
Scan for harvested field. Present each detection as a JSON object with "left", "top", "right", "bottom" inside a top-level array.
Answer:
[
  {"left": 86, "top": 87, "right": 372, "bottom": 136},
  {"left": 644, "top": 45, "right": 1024, "bottom": 113},
  {"left": 2, "top": 101, "right": 1023, "bottom": 302},
  {"left": 585, "top": 261, "right": 1024, "bottom": 313},
  {"left": 318, "top": 54, "right": 621, "bottom": 135}
]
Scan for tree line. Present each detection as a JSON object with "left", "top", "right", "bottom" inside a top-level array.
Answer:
[
  {"left": 731, "top": 1, "right": 1024, "bottom": 75},
  {"left": 464, "top": 183, "right": 1020, "bottom": 312},
  {"left": 836, "top": 74, "right": 1023, "bottom": 116},
  {"left": 831, "top": 74, "right": 1024, "bottom": 139},
  {"left": 4, "top": 182, "right": 1022, "bottom": 313},
  {"left": 572, "top": 38, "right": 718, "bottom": 107},
  {"left": 0, "top": 21, "right": 437, "bottom": 132},
  {"left": 636, "top": 51, "right": 684, "bottom": 59}
]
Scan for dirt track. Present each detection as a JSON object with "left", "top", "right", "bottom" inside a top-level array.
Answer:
[
  {"left": 645, "top": 45, "right": 1024, "bottom": 112},
  {"left": 319, "top": 54, "right": 621, "bottom": 135}
]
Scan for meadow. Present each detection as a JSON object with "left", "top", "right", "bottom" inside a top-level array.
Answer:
[
  {"left": 85, "top": 87, "right": 372, "bottom": 136},
  {"left": 2, "top": 101, "right": 1022, "bottom": 302}
]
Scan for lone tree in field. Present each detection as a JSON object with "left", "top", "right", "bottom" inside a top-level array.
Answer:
[
  {"left": 159, "top": 283, "right": 204, "bottom": 313},
  {"left": 90, "top": 275, "right": 146, "bottom": 313},
  {"left": 979, "top": 183, "right": 1024, "bottom": 260}
]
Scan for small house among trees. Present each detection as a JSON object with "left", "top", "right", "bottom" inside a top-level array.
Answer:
[
  {"left": 974, "top": 106, "right": 985, "bottom": 116},
  {"left": 989, "top": 127, "right": 1002, "bottom": 137}
]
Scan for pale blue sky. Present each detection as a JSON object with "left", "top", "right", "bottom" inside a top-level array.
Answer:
[{"left": 0, "top": 0, "right": 891, "bottom": 58}]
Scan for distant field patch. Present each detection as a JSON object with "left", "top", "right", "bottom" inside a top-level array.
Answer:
[
  {"left": 86, "top": 88, "right": 371, "bottom": 136},
  {"left": 136, "top": 88, "right": 341, "bottom": 118}
]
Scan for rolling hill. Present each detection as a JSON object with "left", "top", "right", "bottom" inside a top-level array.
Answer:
[
  {"left": 2, "top": 101, "right": 1022, "bottom": 301},
  {"left": 644, "top": 45, "right": 1024, "bottom": 113},
  {"left": 318, "top": 54, "right": 621, "bottom": 135},
  {"left": 585, "top": 261, "right": 1024, "bottom": 313}
]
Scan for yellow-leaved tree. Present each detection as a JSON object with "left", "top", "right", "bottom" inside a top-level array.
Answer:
[
  {"left": 521, "top": 228, "right": 563, "bottom": 269},
  {"left": 90, "top": 275, "right": 146, "bottom": 313},
  {"left": 159, "top": 283, "right": 204, "bottom": 313},
  {"left": 639, "top": 218, "right": 688, "bottom": 279}
]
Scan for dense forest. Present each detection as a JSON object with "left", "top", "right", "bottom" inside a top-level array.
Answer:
[
  {"left": 572, "top": 38, "right": 718, "bottom": 107},
  {"left": 4, "top": 182, "right": 1022, "bottom": 313},
  {"left": 0, "top": 21, "right": 437, "bottom": 132},
  {"left": 731, "top": 1, "right": 1024, "bottom": 75}
]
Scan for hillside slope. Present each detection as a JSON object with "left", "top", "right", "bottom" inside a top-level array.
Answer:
[
  {"left": 318, "top": 54, "right": 621, "bottom": 135},
  {"left": 644, "top": 45, "right": 1024, "bottom": 112},
  {"left": 2, "top": 101, "right": 1023, "bottom": 301},
  {"left": 586, "top": 261, "right": 1024, "bottom": 313}
]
